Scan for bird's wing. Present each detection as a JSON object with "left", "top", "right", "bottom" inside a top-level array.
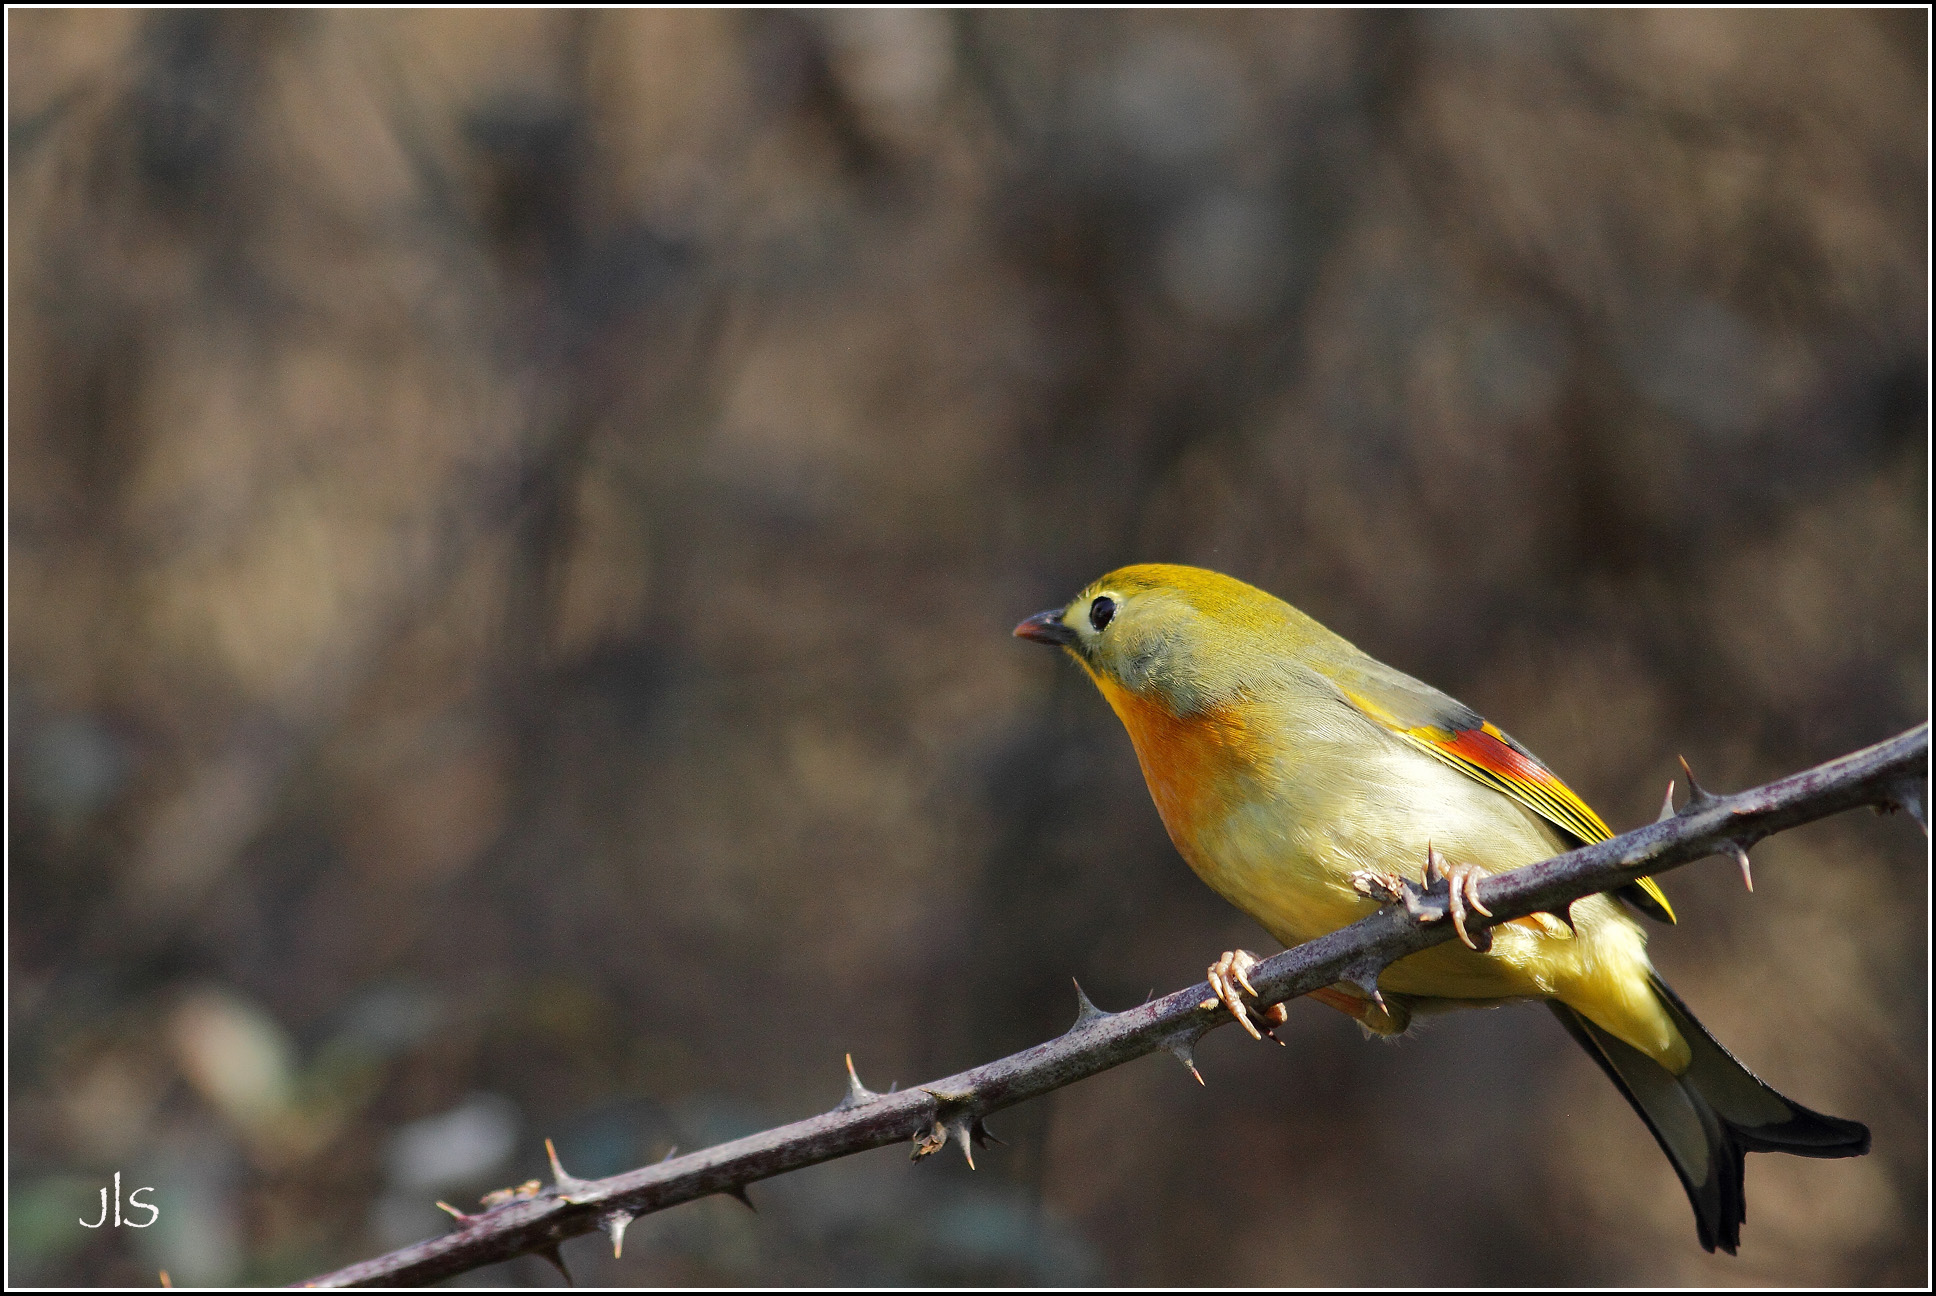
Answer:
[{"left": 1326, "top": 661, "right": 1677, "bottom": 924}]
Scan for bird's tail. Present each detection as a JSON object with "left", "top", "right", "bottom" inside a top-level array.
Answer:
[{"left": 1548, "top": 972, "right": 1869, "bottom": 1254}]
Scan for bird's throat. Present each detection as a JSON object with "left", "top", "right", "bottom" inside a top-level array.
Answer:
[{"left": 1095, "top": 677, "right": 1262, "bottom": 852}]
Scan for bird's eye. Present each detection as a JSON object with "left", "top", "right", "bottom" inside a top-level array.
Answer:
[{"left": 1089, "top": 596, "right": 1116, "bottom": 632}]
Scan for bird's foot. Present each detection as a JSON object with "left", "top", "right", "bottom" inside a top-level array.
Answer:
[
  {"left": 1352, "top": 850, "right": 1495, "bottom": 952},
  {"left": 1199, "top": 949, "right": 1288, "bottom": 1043},
  {"left": 1424, "top": 844, "right": 1494, "bottom": 951}
]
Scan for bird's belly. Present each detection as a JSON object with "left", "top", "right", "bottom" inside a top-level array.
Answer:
[
  {"left": 1175, "top": 801, "right": 1374, "bottom": 948},
  {"left": 1170, "top": 745, "right": 1586, "bottom": 1002}
]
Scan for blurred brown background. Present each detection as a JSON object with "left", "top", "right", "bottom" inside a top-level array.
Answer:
[{"left": 8, "top": 10, "right": 1926, "bottom": 1287}]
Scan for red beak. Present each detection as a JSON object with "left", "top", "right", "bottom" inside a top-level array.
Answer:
[{"left": 1014, "top": 608, "right": 1077, "bottom": 646}]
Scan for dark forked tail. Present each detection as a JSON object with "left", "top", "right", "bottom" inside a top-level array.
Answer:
[{"left": 1549, "top": 973, "right": 1870, "bottom": 1254}]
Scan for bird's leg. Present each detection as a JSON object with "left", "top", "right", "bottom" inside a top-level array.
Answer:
[
  {"left": 1424, "top": 844, "right": 1494, "bottom": 952},
  {"left": 1200, "top": 949, "right": 1288, "bottom": 1043}
]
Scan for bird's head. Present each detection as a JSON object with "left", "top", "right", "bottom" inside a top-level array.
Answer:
[{"left": 1014, "top": 563, "right": 1310, "bottom": 715}]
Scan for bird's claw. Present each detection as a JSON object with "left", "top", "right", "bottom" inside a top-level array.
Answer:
[
  {"left": 1200, "top": 949, "right": 1288, "bottom": 1043},
  {"left": 1357, "top": 851, "right": 1495, "bottom": 951},
  {"left": 1425, "top": 844, "right": 1494, "bottom": 951}
]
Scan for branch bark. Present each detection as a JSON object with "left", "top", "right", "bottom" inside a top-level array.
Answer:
[{"left": 301, "top": 724, "right": 1927, "bottom": 1287}]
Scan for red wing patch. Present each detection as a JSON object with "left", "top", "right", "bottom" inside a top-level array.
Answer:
[
  {"left": 1418, "top": 721, "right": 1616, "bottom": 847},
  {"left": 1350, "top": 704, "right": 1677, "bottom": 924},
  {"left": 1436, "top": 724, "right": 1554, "bottom": 792}
]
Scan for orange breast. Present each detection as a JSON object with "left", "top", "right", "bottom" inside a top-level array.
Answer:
[{"left": 1095, "top": 678, "right": 1262, "bottom": 853}]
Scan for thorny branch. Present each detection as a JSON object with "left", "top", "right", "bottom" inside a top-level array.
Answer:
[{"left": 301, "top": 725, "right": 1927, "bottom": 1287}]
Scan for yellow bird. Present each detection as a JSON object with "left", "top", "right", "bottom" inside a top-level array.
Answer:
[{"left": 1015, "top": 563, "right": 1867, "bottom": 1254}]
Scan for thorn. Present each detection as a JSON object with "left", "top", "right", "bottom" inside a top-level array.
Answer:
[
  {"left": 724, "top": 1184, "right": 756, "bottom": 1212},
  {"left": 435, "top": 1200, "right": 475, "bottom": 1225},
  {"left": 1070, "top": 978, "right": 1109, "bottom": 1029},
  {"left": 1168, "top": 1027, "right": 1208, "bottom": 1084},
  {"left": 1399, "top": 852, "right": 1444, "bottom": 923},
  {"left": 546, "top": 1138, "right": 590, "bottom": 1198},
  {"left": 601, "top": 1210, "right": 634, "bottom": 1259},
  {"left": 947, "top": 1118, "right": 977, "bottom": 1169},
  {"left": 835, "top": 1053, "right": 880, "bottom": 1111},
  {"left": 970, "top": 1117, "right": 1005, "bottom": 1148},
  {"left": 1899, "top": 783, "right": 1928, "bottom": 834},
  {"left": 1677, "top": 756, "right": 1717, "bottom": 809},
  {"left": 660, "top": 1145, "right": 678, "bottom": 1162},
  {"left": 1732, "top": 844, "right": 1754, "bottom": 892},
  {"left": 1547, "top": 897, "right": 1579, "bottom": 933},
  {"left": 159, "top": 1273, "right": 172, "bottom": 1289},
  {"left": 845, "top": 1052, "right": 871, "bottom": 1100},
  {"left": 1656, "top": 779, "right": 1677, "bottom": 822},
  {"left": 535, "top": 1243, "right": 573, "bottom": 1285},
  {"left": 1340, "top": 958, "right": 1388, "bottom": 1008}
]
